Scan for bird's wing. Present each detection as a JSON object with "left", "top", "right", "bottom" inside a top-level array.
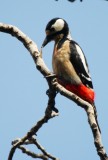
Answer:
[{"left": 69, "top": 40, "right": 93, "bottom": 89}]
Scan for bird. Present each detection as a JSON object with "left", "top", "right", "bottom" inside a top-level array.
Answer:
[{"left": 41, "top": 17, "right": 101, "bottom": 133}]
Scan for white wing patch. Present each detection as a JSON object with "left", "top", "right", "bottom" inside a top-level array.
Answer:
[
  {"left": 51, "top": 19, "right": 64, "bottom": 32},
  {"left": 75, "top": 44, "right": 90, "bottom": 76},
  {"left": 81, "top": 73, "right": 91, "bottom": 81}
]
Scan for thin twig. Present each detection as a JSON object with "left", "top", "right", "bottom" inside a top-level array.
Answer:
[
  {"left": 18, "top": 146, "right": 48, "bottom": 160},
  {"left": 8, "top": 83, "right": 58, "bottom": 160},
  {"left": 30, "top": 137, "right": 59, "bottom": 160}
]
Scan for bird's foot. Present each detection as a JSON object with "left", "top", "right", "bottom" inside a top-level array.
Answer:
[{"left": 45, "top": 73, "right": 57, "bottom": 79}]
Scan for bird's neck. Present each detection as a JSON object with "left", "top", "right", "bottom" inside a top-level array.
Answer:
[
  {"left": 67, "top": 31, "right": 72, "bottom": 40},
  {"left": 55, "top": 31, "right": 72, "bottom": 43},
  {"left": 54, "top": 32, "right": 72, "bottom": 50}
]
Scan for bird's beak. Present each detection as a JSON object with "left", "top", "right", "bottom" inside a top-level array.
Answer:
[
  {"left": 41, "top": 36, "right": 49, "bottom": 48},
  {"left": 41, "top": 35, "right": 51, "bottom": 48}
]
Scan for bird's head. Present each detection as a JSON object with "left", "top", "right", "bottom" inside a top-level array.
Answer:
[{"left": 42, "top": 18, "right": 69, "bottom": 48}]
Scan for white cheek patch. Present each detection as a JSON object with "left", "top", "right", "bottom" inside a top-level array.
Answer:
[{"left": 52, "top": 19, "right": 64, "bottom": 31}]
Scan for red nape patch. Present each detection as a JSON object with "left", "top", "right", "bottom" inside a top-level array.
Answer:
[{"left": 58, "top": 80, "right": 95, "bottom": 104}]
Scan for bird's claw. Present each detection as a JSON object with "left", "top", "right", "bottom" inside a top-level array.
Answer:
[{"left": 45, "top": 74, "right": 57, "bottom": 79}]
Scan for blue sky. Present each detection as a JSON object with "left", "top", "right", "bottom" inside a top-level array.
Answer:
[{"left": 0, "top": 0, "right": 108, "bottom": 160}]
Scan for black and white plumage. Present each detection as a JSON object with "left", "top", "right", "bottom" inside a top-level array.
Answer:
[{"left": 69, "top": 40, "right": 93, "bottom": 89}]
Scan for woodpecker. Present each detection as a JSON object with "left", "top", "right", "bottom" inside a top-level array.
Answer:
[{"left": 41, "top": 18, "right": 101, "bottom": 133}]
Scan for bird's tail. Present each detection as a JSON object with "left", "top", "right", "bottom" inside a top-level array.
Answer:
[{"left": 92, "top": 103, "right": 101, "bottom": 134}]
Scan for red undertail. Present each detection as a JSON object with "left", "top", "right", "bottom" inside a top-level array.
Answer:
[
  {"left": 58, "top": 80, "right": 95, "bottom": 104},
  {"left": 58, "top": 79, "right": 101, "bottom": 132}
]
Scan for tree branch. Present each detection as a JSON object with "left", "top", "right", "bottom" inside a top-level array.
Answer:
[
  {"left": 0, "top": 23, "right": 107, "bottom": 160},
  {"left": 8, "top": 77, "right": 59, "bottom": 160},
  {"left": 31, "top": 137, "right": 59, "bottom": 160},
  {"left": 18, "top": 145, "right": 48, "bottom": 160}
]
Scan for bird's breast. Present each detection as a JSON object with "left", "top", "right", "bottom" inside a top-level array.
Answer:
[{"left": 52, "top": 40, "right": 81, "bottom": 84}]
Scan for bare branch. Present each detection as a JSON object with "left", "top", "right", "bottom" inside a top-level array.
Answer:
[
  {"left": 30, "top": 137, "right": 59, "bottom": 160},
  {"left": 8, "top": 79, "right": 58, "bottom": 160},
  {"left": 0, "top": 23, "right": 107, "bottom": 160},
  {"left": 0, "top": 23, "right": 50, "bottom": 76},
  {"left": 18, "top": 146, "right": 48, "bottom": 160}
]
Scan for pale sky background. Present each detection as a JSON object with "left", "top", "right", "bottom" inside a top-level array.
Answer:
[{"left": 0, "top": 0, "right": 108, "bottom": 160}]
